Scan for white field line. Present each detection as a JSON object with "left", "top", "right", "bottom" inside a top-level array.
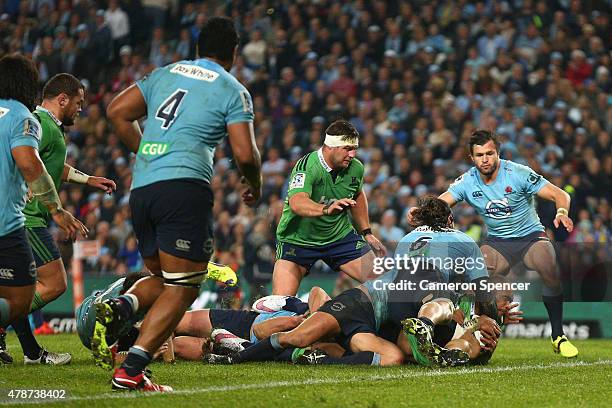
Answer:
[{"left": 3, "top": 359, "right": 611, "bottom": 405}]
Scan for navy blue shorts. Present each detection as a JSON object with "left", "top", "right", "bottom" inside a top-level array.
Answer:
[
  {"left": 25, "top": 226, "right": 61, "bottom": 267},
  {"left": 208, "top": 309, "right": 258, "bottom": 340},
  {"left": 0, "top": 228, "right": 37, "bottom": 286},
  {"left": 318, "top": 288, "right": 376, "bottom": 350},
  {"left": 482, "top": 231, "right": 550, "bottom": 268},
  {"left": 130, "top": 178, "right": 214, "bottom": 262},
  {"left": 276, "top": 230, "right": 371, "bottom": 271}
]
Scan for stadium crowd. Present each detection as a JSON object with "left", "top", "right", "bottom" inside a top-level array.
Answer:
[{"left": 0, "top": 0, "right": 609, "bottom": 294}]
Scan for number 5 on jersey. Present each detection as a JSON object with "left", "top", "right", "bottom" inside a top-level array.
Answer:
[{"left": 156, "top": 89, "right": 187, "bottom": 129}]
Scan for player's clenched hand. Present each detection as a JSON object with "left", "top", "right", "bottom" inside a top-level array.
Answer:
[
  {"left": 498, "top": 302, "right": 523, "bottom": 325},
  {"left": 242, "top": 185, "right": 261, "bottom": 206},
  {"left": 325, "top": 198, "right": 356, "bottom": 215},
  {"left": 240, "top": 176, "right": 262, "bottom": 206},
  {"left": 365, "top": 234, "right": 387, "bottom": 257},
  {"left": 554, "top": 215, "right": 573, "bottom": 232},
  {"left": 87, "top": 176, "right": 117, "bottom": 194},
  {"left": 52, "top": 209, "right": 88, "bottom": 241},
  {"left": 478, "top": 315, "right": 501, "bottom": 351}
]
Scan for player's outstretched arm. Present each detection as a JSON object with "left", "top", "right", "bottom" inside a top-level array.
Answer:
[
  {"left": 227, "top": 121, "right": 262, "bottom": 205},
  {"left": 536, "top": 183, "right": 573, "bottom": 232},
  {"left": 350, "top": 190, "right": 386, "bottom": 257},
  {"left": 61, "top": 164, "right": 116, "bottom": 194},
  {"left": 12, "top": 146, "right": 88, "bottom": 241},
  {"left": 106, "top": 84, "right": 147, "bottom": 154},
  {"left": 288, "top": 193, "right": 355, "bottom": 217}
]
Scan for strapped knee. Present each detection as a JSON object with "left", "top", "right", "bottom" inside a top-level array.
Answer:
[{"left": 162, "top": 270, "right": 207, "bottom": 288}]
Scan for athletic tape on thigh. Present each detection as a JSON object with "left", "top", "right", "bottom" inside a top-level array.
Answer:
[{"left": 162, "top": 270, "right": 207, "bottom": 287}]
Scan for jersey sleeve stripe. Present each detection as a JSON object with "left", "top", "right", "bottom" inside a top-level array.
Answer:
[
  {"left": 298, "top": 152, "right": 312, "bottom": 171},
  {"left": 294, "top": 156, "right": 305, "bottom": 172}
]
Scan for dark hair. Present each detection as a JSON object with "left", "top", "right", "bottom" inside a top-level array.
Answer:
[
  {"left": 42, "top": 73, "right": 84, "bottom": 100},
  {"left": 468, "top": 129, "right": 500, "bottom": 154},
  {"left": 121, "top": 271, "right": 152, "bottom": 294},
  {"left": 0, "top": 54, "right": 39, "bottom": 111},
  {"left": 197, "top": 16, "right": 239, "bottom": 62},
  {"left": 325, "top": 119, "right": 360, "bottom": 143},
  {"left": 411, "top": 196, "right": 452, "bottom": 231}
]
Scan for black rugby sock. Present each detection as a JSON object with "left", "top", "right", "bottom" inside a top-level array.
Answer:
[
  {"left": 543, "top": 294, "right": 564, "bottom": 338},
  {"left": 320, "top": 351, "right": 378, "bottom": 365},
  {"left": 234, "top": 337, "right": 282, "bottom": 363},
  {"left": 11, "top": 317, "right": 42, "bottom": 360}
]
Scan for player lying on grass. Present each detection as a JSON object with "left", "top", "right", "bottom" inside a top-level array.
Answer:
[
  {"left": 205, "top": 197, "right": 501, "bottom": 367},
  {"left": 171, "top": 288, "right": 330, "bottom": 361},
  {"left": 401, "top": 275, "right": 522, "bottom": 366},
  {"left": 86, "top": 262, "right": 237, "bottom": 370}
]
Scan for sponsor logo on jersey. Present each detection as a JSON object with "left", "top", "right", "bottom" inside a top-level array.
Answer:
[
  {"left": 450, "top": 174, "right": 464, "bottom": 187},
  {"left": 24, "top": 118, "right": 41, "bottom": 141},
  {"left": 0, "top": 268, "right": 15, "bottom": 280},
  {"left": 239, "top": 90, "right": 253, "bottom": 113},
  {"left": 175, "top": 239, "right": 191, "bottom": 251},
  {"left": 289, "top": 172, "right": 306, "bottom": 190},
  {"left": 472, "top": 191, "right": 483, "bottom": 198},
  {"left": 528, "top": 173, "right": 542, "bottom": 185},
  {"left": 170, "top": 64, "right": 219, "bottom": 82},
  {"left": 0, "top": 106, "right": 10, "bottom": 119},
  {"left": 485, "top": 198, "right": 512, "bottom": 219},
  {"left": 140, "top": 142, "right": 169, "bottom": 156}
]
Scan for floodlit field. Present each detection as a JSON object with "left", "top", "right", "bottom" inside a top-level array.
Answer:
[{"left": 1, "top": 334, "right": 611, "bottom": 407}]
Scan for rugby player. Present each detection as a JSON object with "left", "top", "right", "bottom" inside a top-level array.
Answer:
[
  {"left": 412, "top": 129, "right": 578, "bottom": 357},
  {"left": 0, "top": 56, "right": 86, "bottom": 363},
  {"left": 102, "top": 16, "right": 262, "bottom": 391},
  {"left": 7, "top": 73, "right": 116, "bottom": 366},
  {"left": 274, "top": 119, "right": 386, "bottom": 295},
  {"left": 402, "top": 275, "right": 522, "bottom": 366}
]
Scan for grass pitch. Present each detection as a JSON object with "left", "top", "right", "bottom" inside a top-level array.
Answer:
[{"left": 1, "top": 334, "right": 611, "bottom": 407}]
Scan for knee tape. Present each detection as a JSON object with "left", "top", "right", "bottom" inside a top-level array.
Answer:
[{"left": 162, "top": 270, "right": 207, "bottom": 288}]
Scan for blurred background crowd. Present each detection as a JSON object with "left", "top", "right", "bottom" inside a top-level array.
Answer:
[{"left": 1, "top": 0, "right": 610, "bottom": 298}]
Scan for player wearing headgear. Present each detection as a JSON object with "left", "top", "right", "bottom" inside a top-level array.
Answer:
[
  {"left": 412, "top": 129, "right": 578, "bottom": 358},
  {"left": 274, "top": 119, "right": 386, "bottom": 296},
  {"left": 102, "top": 16, "right": 261, "bottom": 392}
]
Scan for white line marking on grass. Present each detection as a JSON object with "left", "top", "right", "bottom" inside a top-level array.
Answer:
[{"left": 4, "top": 359, "right": 611, "bottom": 405}]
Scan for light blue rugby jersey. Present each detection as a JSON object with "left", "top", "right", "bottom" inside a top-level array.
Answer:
[
  {"left": 0, "top": 99, "right": 41, "bottom": 236},
  {"left": 249, "top": 310, "right": 296, "bottom": 344},
  {"left": 448, "top": 159, "right": 549, "bottom": 238},
  {"left": 133, "top": 59, "right": 254, "bottom": 189},
  {"left": 364, "top": 227, "right": 488, "bottom": 329}
]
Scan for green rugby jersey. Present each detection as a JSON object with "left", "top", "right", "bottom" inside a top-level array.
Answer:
[
  {"left": 276, "top": 148, "right": 364, "bottom": 246},
  {"left": 23, "top": 107, "right": 66, "bottom": 228}
]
